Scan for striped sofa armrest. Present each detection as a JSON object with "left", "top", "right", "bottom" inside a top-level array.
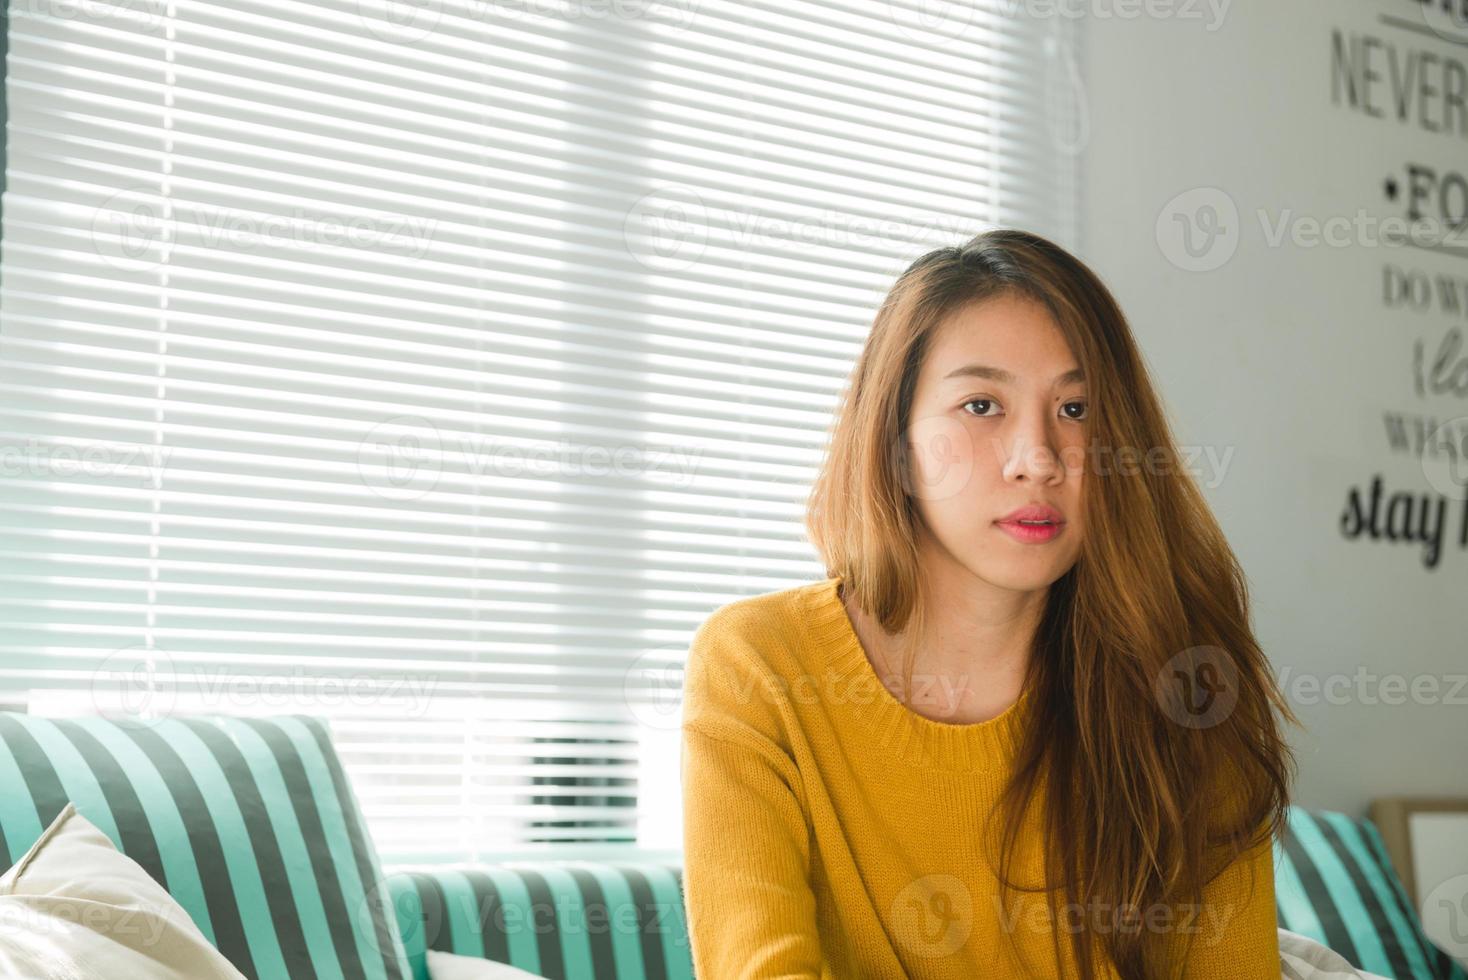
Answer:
[
  {"left": 1274, "top": 806, "right": 1467, "bottom": 980},
  {"left": 386, "top": 862, "right": 692, "bottom": 980},
  {"left": 0, "top": 713, "right": 413, "bottom": 980}
]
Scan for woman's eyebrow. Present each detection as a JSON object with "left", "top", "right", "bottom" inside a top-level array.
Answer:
[{"left": 942, "top": 363, "right": 1085, "bottom": 386}]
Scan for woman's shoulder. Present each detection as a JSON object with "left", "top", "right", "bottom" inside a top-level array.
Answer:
[
  {"left": 681, "top": 577, "right": 836, "bottom": 729},
  {"left": 693, "top": 577, "right": 830, "bottom": 646}
]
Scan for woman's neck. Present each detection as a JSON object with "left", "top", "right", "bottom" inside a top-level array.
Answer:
[{"left": 839, "top": 579, "right": 1033, "bottom": 725}]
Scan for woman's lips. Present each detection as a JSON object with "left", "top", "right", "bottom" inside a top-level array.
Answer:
[{"left": 993, "top": 519, "right": 1065, "bottom": 543}]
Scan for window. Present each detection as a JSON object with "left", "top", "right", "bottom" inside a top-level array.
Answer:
[{"left": 0, "top": 0, "right": 1081, "bottom": 864}]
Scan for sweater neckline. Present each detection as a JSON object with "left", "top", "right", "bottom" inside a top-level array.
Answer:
[{"left": 800, "top": 575, "right": 1032, "bottom": 774}]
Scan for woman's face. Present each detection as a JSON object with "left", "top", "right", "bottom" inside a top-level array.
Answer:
[{"left": 904, "top": 291, "right": 1087, "bottom": 593}]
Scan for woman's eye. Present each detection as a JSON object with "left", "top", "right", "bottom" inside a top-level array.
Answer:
[
  {"left": 1063, "top": 401, "right": 1088, "bottom": 421},
  {"left": 962, "top": 399, "right": 997, "bottom": 417}
]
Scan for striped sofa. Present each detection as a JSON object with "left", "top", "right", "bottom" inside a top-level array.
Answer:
[
  {"left": 386, "top": 864, "right": 691, "bottom": 980},
  {"left": 0, "top": 711, "right": 1461, "bottom": 980},
  {"left": 386, "top": 812, "right": 1465, "bottom": 980},
  {"left": 1275, "top": 808, "right": 1466, "bottom": 980}
]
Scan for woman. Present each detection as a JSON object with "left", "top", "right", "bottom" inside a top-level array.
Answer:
[{"left": 678, "top": 229, "right": 1301, "bottom": 979}]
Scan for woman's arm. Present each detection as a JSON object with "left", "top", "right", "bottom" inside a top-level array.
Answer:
[
  {"left": 681, "top": 723, "right": 825, "bottom": 978},
  {"left": 679, "top": 605, "right": 825, "bottom": 979},
  {"left": 1174, "top": 827, "right": 1280, "bottom": 979}
]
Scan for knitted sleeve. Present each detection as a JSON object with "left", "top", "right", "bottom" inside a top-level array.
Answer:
[
  {"left": 679, "top": 605, "right": 826, "bottom": 979},
  {"left": 1173, "top": 821, "right": 1281, "bottom": 978}
]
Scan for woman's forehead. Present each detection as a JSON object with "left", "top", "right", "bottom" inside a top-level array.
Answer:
[{"left": 924, "top": 299, "right": 1078, "bottom": 383}]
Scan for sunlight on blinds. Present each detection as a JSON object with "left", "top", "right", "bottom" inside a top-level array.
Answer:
[{"left": 0, "top": 0, "right": 1082, "bottom": 863}]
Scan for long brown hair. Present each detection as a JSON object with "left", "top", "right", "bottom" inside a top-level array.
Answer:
[{"left": 804, "top": 228, "right": 1300, "bottom": 979}]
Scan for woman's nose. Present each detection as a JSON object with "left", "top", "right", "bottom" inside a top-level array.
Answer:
[{"left": 1000, "top": 426, "right": 1063, "bottom": 484}]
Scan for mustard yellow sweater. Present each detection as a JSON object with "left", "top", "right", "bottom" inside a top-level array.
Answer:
[{"left": 679, "top": 576, "right": 1280, "bottom": 979}]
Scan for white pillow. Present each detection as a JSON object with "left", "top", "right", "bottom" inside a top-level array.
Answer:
[
  {"left": 1278, "top": 927, "right": 1392, "bottom": 980},
  {"left": 0, "top": 802, "right": 248, "bottom": 980},
  {"left": 427, "top": 949, "right": 546, "bottom": 979}
]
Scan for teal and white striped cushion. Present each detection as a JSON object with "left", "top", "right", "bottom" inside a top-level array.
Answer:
[
  {"left": 1275, "top": 806, "right": 1467, "bottom": 980},
  {"left": 385, "top": 863, "right": 692, "bottom": 980},
  {"left": 0, "top": 713, "right": 412, "bottom": 980},
  {"left": 387, "top": 813, "right": 1463, "bottom": 980}
]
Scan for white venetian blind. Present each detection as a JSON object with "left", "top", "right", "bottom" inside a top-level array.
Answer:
[{"left": 0, "top": 0, "right": 1081, "bottom": 863}]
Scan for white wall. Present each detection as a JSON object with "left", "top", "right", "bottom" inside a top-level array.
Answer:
[{"left": 1079, "top": 0, "right": 1468, "bottom": 813}]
